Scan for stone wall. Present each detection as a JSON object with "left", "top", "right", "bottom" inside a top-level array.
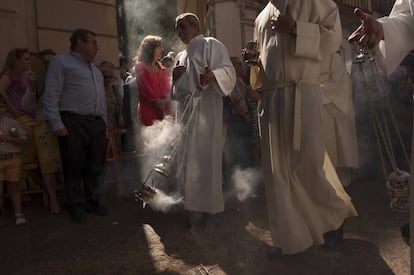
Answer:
[{"left": 0, "top": 0, "right": 119, "bottom": 68}]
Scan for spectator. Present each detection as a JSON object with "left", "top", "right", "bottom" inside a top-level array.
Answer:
[
  {"left": 38, "top": 49, "right": 56, "bottom": 66},
  {"left": 43, "top": 28, "right": 109, "bottom": 224},
  {"left": 22, "top": 53, "right": 62, "bottom": 214},
  {"left": 223, "top": 56, "right": 255, "bottom": 177},
  {"left": 0, "top": 105, "right": 28, "bottom": 225},
  {"left": 99, "top": 61, "right": 124, "bottom": 130},
  {"left": 0, "top": 48, "right": 37, "bottom": 165},
  {"left": 119, "top": 56, "right": 130, "bottom": 82},
  {"left": 134, "top": 35, "right": 171, "bottom": 126},
  {"left": 160, "top": 55, "right": 174, "bottom": 82}
]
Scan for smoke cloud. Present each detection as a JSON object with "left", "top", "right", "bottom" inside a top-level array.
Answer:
[
  {"left": 230, "top": 166, "right": 263, "bottom": 201},
  {"left": 147, "top": 189, "right": 183, "bottom": 213},
  {"left": 121, "top": 0, "right": 184, "bottom": 61},
  {"left": 140, "top": 117, "right": 184, "bottom": 212}
]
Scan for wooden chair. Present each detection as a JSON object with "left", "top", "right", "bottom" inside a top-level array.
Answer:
[
  {"left": 1, "top": 162, "right": 48, "bottom": 213},
  {"left": 105, "top": 128, "right": 142, "bottom": 195},
  {"left": 106, "top": 129, "right": 128, "bottom": 192},
  {"left": 21, "top": 162, "right": 48, "bottom": 207},
  {"left": 106, "top": 128, "right": 127, "bottom": 160}
]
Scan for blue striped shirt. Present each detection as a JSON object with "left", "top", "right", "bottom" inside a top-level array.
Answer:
[{"left": 43, "top": 51, "right": 107, "bottom": 130}]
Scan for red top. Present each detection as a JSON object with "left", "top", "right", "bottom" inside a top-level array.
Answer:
[{"left": 135, "top": 62, "right": 170, "bottom": 126}]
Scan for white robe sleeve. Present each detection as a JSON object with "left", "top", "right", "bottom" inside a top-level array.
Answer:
[
  {"left": 378, "top": 0, "right": 414, "bottom": 75},
  {"left": 206, "top": 38, "right": 236, "bottom": 96},
  {"left": 294, "top": 2, "right": 342, "bottom": 61}
]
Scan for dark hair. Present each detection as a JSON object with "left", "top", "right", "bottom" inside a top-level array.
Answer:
[
  {"left": 160, "top": 56, "right": 173, "bottom": 65},
  {"left": 69, "top": 28, "right": 96, "bottom": 51},
  {"left": 99, "top": 61, "right": 115, "bottom": 70},
  {"left": 38, "top": 48, "right": 56, "bottom": 56},
  {"left": 119, "top": 57, "right": 129, "bottom": 66}
]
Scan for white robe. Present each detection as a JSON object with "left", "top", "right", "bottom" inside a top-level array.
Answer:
[
  {"left": 255, "top": 0, "right": 357, "bottom": 254},
  {"left": 320, "top": 53, "right": 359, "bottom": 168},
  {"left": 378, "top": 0, "right": 414, "bottom": 75},
  {"left": 173, "top": 34, "right": 236, "bottom": 214}
]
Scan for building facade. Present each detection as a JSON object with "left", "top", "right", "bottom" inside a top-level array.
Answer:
[{"left": 0, "top": 0, "right": 119, "bottom": 68}]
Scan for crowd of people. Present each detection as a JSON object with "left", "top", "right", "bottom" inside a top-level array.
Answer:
[{"left": 0, "top": 0, "right": 412, "bottom": 257}]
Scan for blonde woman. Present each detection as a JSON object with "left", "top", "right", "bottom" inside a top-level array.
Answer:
[
  {"left": 134, "top": 35, "right": 171, "bottom": 126},
  {"left": 0, "top": 48, "right": 37, "bottom": 164}
]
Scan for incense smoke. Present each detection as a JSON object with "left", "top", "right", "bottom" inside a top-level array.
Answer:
[
  {"left": 231, "top": 166, "right": 263, "bottom": 201},
  {"left": 140, "top": 117, "right": 184, "bottom": 211}
]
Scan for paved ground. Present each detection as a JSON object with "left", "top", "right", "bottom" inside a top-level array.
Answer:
[{"left": 0, "top": 160, "right": 410, "bottom": 275}]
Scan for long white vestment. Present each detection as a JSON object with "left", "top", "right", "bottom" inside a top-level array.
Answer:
[
  {"left": 255, "top": 0, "right": 357, "bottom": 254},
  {"left": 173, "top": 34, "right": 236, "bottom": 214},
  {"left": 320, "top": 53, "right": 359, "bottom": 168},
  {"left": 378, "top": 0, "right": 414, "bottom": 75}
]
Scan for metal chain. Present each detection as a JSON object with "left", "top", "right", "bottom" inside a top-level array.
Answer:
[
  {"left": 358, "top": 61, "right": 397, "bottom": 176},
  {"left": 384, "top": 95, "right": 411, "bottom": 168},
  {"left": 369, "top": 102, "right": 389, "bottom": 178}
]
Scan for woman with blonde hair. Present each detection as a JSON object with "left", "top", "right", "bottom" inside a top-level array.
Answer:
[
  {"left": 0, "top": 48, "right": 37, "bottom": 164},
  {"left": 134, "top": 35, "right": 171, "bottom": 126}
]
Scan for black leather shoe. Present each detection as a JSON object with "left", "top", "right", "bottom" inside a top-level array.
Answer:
[
  {"left": 187, "top": 211, "right": 206, "bottom": 229},
  {"left": 85, "top": 201, "right": 109, "bottom": 216},
  {"left": 401, "top": 222, "right": 409, "bottom": 245},
  {"left": 69, "top": 205, "right": 87, "bottom": 224},
  {"left": 267, "top": 247, "right": 282, "bottom": 259},
  {"left": 323, "top": 223, "right": 344, "bottom": 247}
]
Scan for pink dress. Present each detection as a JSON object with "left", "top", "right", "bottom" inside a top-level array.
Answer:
[
  {"left": 135, "top": 62, "right": 170, "bottom": 126},
  {"left": 3, "top": 69, "right": 35, "bottom": 117}
]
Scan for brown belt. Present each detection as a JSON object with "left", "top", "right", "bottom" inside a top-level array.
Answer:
[{"left": 60, "top": 111, "right": 101, "bottom": 121}]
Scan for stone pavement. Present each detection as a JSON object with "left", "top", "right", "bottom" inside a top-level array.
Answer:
[{"left": 0, "top": 165, "right": 410, "bottom": 275}]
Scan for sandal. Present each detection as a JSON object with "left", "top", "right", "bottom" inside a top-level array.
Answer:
[
  {"left": 50, "top": 202, "right": 61, "bottom": 215},
  {"left": 15, "top": 213, "right": 26, "bottom": 226}
]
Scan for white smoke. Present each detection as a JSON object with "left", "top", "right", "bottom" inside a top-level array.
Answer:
[
  {"left": 139, "top": 117, "right": 184, "bottom": 212},
  {"left": 122, "top": 0, "right": 184, "bottom": 60},
  {"left": 147, "top": 189, "right": 183, "bottom": 213},
  {"left": 141, "top": 116, "right": 180, "bottom": 151},
  {"left": 231, "top": 166, "right": 263, "bottom": 201}
]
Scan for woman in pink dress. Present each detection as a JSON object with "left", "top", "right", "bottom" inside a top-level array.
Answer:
[{"left": 134, "top": 35, "right": 171, "bottom": 126}]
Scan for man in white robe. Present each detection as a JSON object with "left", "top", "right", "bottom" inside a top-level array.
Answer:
[
  {"left": 320, "top": 52, "right": 359, "bottom": 186},
  {"left": 348, "top": 0, "right": 414, "bottom": 262},
  {"left": 254, "top": 0, "right": 357, "bottom": 255},
  {"left": 172, "top": 13, "right": 236, "bottom": 223}
]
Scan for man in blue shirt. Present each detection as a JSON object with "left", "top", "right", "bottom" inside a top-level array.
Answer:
[{"left": 43, "top": 28, "right": 108, "bottom": 223}]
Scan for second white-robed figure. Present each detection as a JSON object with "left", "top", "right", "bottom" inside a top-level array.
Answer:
[{"left": 255, "top": 0, "right": 357, "bottom": 255}]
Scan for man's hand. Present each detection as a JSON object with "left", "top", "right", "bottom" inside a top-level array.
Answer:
[
  {"left": 172, "top": 61, "right": 186, "bottom": 82},
  {"left": 348, "top": 8, "right": 384, "bottom": 49},
  {"left": 200, "top": 66, "right": 215, "bottom": 86},
  {"left": 54, "top": 128, "right": 68, "bottom": 137},
  {"left": 270, "top": 5, "right": 295, "bottom": 34}
]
